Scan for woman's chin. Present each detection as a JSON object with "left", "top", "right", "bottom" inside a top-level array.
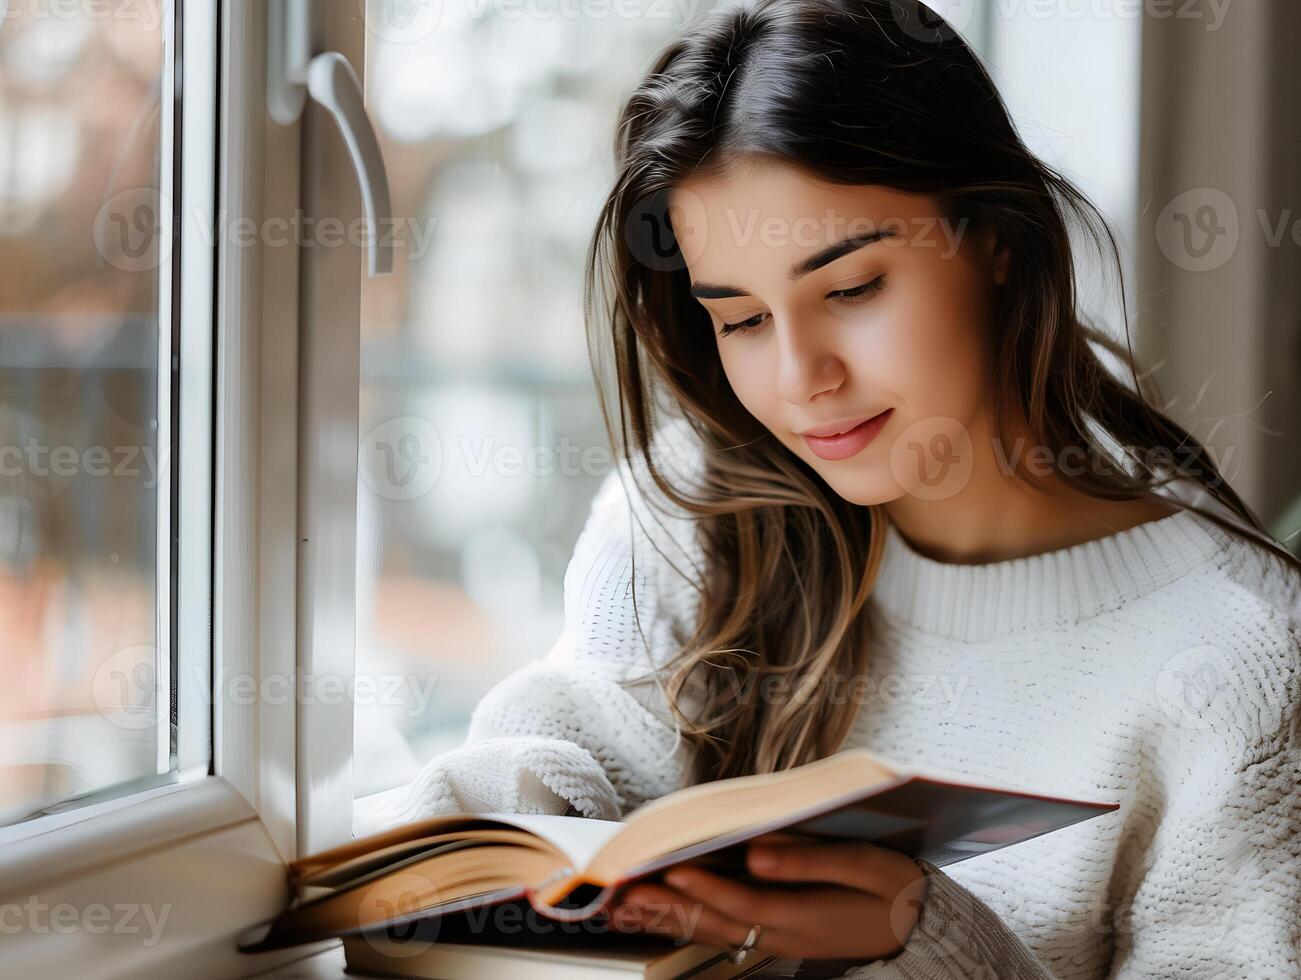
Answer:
[{"left": 815, "top": 466, "right": 905, "bottom": 508}]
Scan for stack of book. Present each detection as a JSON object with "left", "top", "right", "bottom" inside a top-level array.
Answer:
[{"left": 343, "top": 930, "right": 795, "bottom": 979}]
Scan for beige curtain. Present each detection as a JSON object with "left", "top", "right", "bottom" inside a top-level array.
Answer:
[{"left": 1135, "top": 0, "right": 1301, "bottom": 535}]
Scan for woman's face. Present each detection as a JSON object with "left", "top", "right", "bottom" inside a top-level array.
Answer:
[{"left": 669, "top": 159, "right": 1009, "bottom": 507}]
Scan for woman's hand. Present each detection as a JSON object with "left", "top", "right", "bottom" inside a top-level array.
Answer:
[{"left": 605, "top": 832, "right": 931, "bottom": 962}]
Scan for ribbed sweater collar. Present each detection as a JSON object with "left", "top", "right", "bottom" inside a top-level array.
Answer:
[{"left": 870, "top": 508, "right": 1232, "bottom": 642}]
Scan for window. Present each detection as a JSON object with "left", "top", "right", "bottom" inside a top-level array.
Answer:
[
  {"left": 978, "top": 0, "right": 1142, "bottom": 339},
  {"left": 350, "top": 0, "right": 727, "bottom": 805},
  {"left": 919, "top": 0, "right": 1141, "bottom": 338},
  {"left": 0, "top": 0, "right": 211, "bottom": 830},
  {"left": 0, "top": 4, "right": 292, "bottom": 975}
]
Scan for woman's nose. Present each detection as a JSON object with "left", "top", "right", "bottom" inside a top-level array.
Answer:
[{"left": 774, "top": 317, "right": 846, "bottom": 405}]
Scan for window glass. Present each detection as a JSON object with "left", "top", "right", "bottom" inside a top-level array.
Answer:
[
  {"left": 984, "top": 1, "right": 1141, "bottom": 339},
  {"left": 0, "top": 0, "right": 172, "bottom": 826},
  {"left": 353, "top": 0, "right": 722, "bottom": 797}
]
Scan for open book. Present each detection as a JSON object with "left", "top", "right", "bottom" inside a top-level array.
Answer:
[{"left": 238, "top": 747, "right": 1118, "bottom": 954}]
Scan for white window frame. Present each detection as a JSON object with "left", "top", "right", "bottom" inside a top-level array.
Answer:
[
  {"left": 291, "top": 1, "right": 366, "bottom": 859},
  {"left": 0, "top": 1, "right": 371, "bottom": 974}
]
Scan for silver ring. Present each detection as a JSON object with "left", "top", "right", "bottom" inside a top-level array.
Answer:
[{"left": 727, "top": 923, "right": 763, "bottom": 964}]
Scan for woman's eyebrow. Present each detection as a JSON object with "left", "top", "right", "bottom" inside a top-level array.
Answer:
[{"left": 689, "top": 228, "right": 898, "bottom": 299}]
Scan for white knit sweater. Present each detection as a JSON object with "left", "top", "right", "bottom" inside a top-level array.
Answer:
[{"left": 355, "top": 420, "right": 1301, "bottom": 979}]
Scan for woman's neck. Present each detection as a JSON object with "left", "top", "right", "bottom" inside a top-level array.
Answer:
[{"left": 881, "top": 413, "right": 1178, "bottom": 565}]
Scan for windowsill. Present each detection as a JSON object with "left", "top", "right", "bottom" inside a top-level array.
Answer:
[
  {"left": 0, "top": 773, "right": 315, "bottom": 977},
  {"left": 0, "top": 774, "right": 254, "bottom": 898}
]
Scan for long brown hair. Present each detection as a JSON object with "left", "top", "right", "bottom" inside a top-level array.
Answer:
[{"left": 581, "top": 0, "right": 1300, "bottom": 784}]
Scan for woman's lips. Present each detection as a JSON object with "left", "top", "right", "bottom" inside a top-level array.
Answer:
[{"left": 801, "top": 409, "right": 894, "bottom": 461}]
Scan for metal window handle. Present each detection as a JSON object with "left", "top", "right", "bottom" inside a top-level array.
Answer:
[{"left": 268, "top": 0, "right": 394, "bottom": 276}]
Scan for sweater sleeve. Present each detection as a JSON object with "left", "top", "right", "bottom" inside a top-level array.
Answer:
[
  {"left": 831, "top": 860, "right": 1054, "bottom": 980},
  {"left": 1103, "top": 612, "right": 1301, "bottom": 977},
  {"left": 353, "top": 423, "right": 706, "bottom": 838}
]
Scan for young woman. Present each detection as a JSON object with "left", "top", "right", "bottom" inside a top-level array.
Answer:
[{"left": 358, "top": 1, "right": 1301, "bottom": 975}]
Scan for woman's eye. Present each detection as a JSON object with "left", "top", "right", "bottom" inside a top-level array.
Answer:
[
  {"left": 718, "top": 312, "right": 768, "bottom": 337},
  {"left": 829, "top": 274, "right": 887, "bottom": 304},
  {"left": 717, "top": 275, "right": 886, "bottom": 338}
]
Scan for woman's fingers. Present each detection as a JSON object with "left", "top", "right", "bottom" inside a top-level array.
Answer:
[
  {"left": 607, "top": 882, "right": 750, "bottom": 946},
  {"left": 664, "top": 866, "right": 881, "bottom": 936},
  {"left": 745, "top": 839, "right": 926, "bottom": 897},
  {"left": 606, "top": 860, "right": 928, "bottom": 962},
  {"left": 608, "top": 881, "right": 812, "bottom": 959},
  {"left": 664, "top": 866, "right": 793, "bottom": 924},
  {"left": 605, "top": 840, "right": 929, "bottom": 957}
]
